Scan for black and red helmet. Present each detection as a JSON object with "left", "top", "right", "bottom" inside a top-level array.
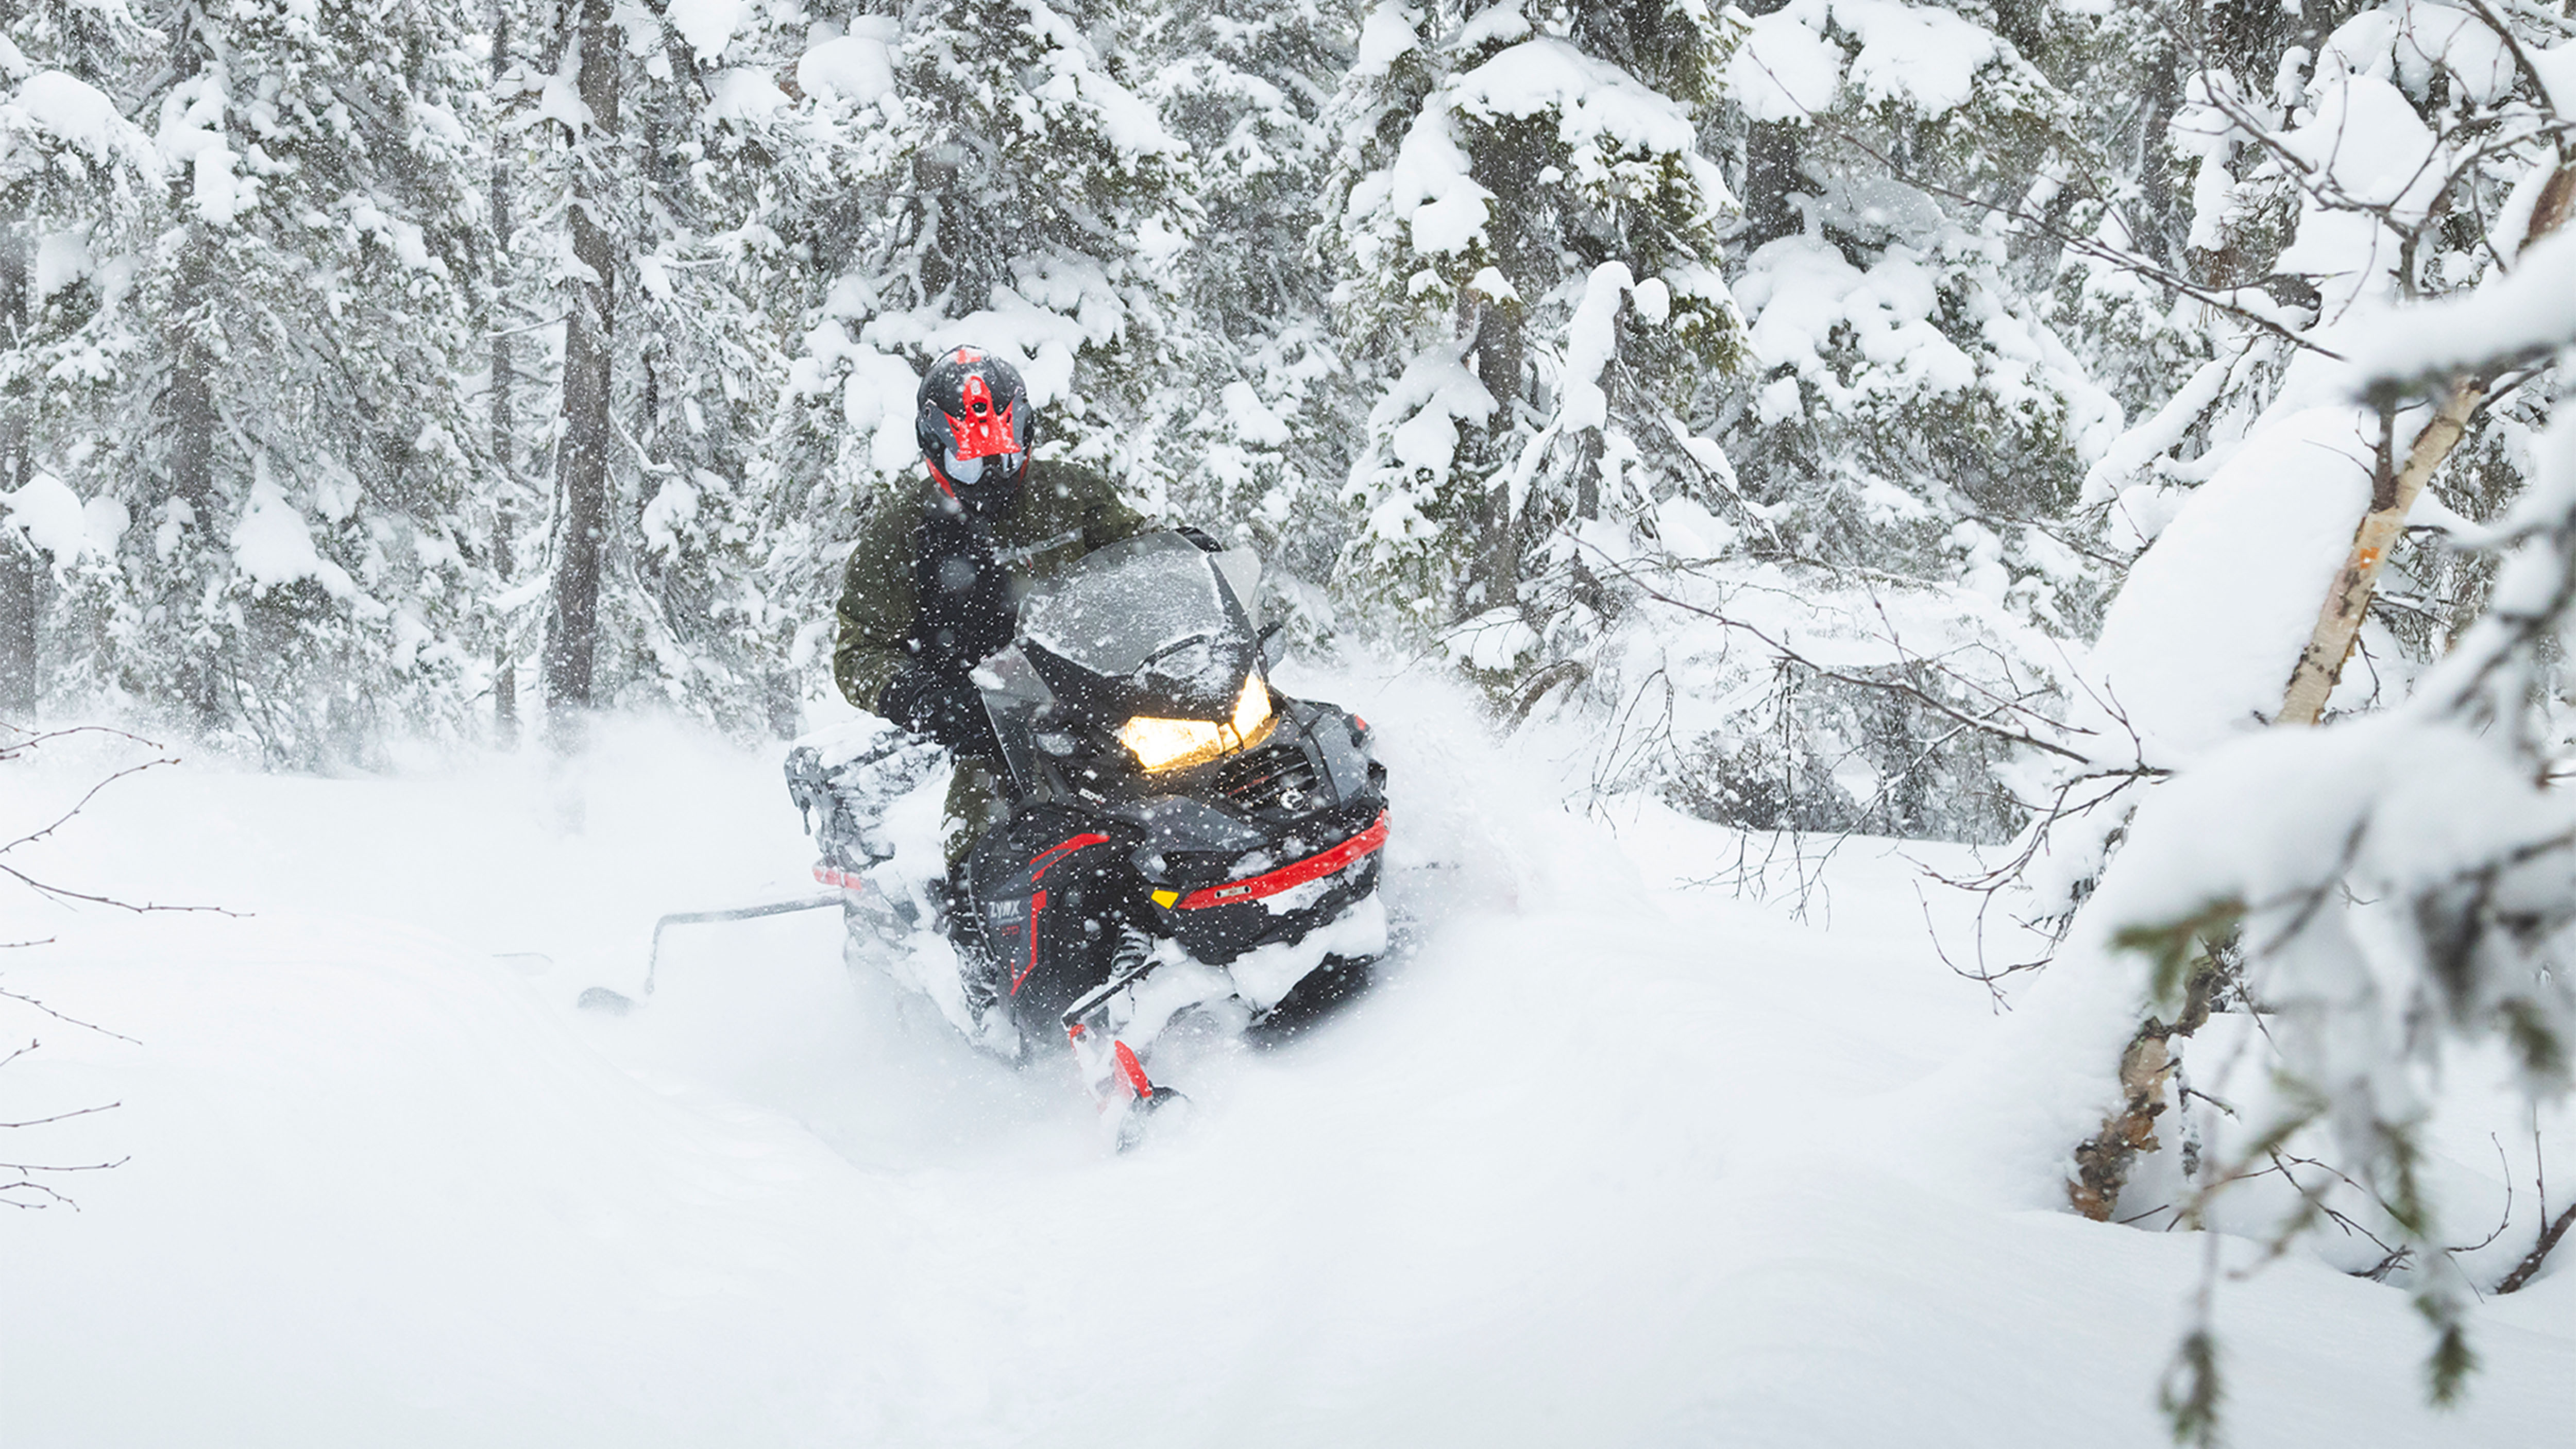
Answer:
[{"left": 916, "top": 346, "right": 1033, "bottom": 498}]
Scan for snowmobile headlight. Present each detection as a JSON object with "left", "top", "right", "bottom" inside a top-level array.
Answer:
[{"left": 1118, "top": 672, "right": 1276, "bottom": 773}]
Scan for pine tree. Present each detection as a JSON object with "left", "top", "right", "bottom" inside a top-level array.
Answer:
[
  {"left": 1134, "top": 0, "right": 1361, "bottom": 609},
  {"left": 7, "top": 1, "right": 490, "bottom": 762},
  {"left": 1, "top": 2, "right": 163, "bottom": 715},
  {"left": 1323, "top": 1, "right": 1746, "bottom": 645},
  {"left": 759, "top": 0, "right": 1202, "bottom": 721}
]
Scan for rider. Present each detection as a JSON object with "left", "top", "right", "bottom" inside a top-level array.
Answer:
[{"left": 832, "top": 346, "right": 1155, "bottom": 1032}]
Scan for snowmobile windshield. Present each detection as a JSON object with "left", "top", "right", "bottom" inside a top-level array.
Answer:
[{"left": 1020, "top": 533, "right": 1242, "bottom": 691}]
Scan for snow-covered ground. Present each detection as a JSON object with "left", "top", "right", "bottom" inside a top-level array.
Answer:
[{"left": 4, "top": 671, "right": 2570, "bottom": 1447}]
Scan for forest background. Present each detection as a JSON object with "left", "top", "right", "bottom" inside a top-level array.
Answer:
[{"left": 9, "top": 0, "right": 2576, "bottom": 1436}]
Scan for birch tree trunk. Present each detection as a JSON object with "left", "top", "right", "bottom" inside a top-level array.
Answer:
[
  {"left": 2276, "top": 164, "right": 2576, "bottom": 726},
  {"left": 2275, "top": 382, "right": 2487, "bottom": 724},
  {"left": 540, "top": 0, "right": 618, "bottom": 743}
]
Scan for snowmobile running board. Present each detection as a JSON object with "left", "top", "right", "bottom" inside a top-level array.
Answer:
[{"left": 575, "top": 892, "right": 842, "bottom": 1014}]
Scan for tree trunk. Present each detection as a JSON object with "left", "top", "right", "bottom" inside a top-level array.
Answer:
[
  {"left": 2276, "top": 384, "right": 2485, "bottom": 724},
  {"left": 1461, "top": 116, "right": 1540, "bottom": 620},
  {"left": 540, "top": 0, "right": 618, "bottom": 742},
  {"left": 1464, "top": 293, "right": 1524, "bottom": 614},
  {"left": 490, "top": 3, "right": 519, "bottom": 749},
  {"left": 168, "top": 225, "right": 223, "bottom": 722},
  {"left": 0, "top": 220, "right": 36, "bottom": 716},
  {"left": 1741, "top": 123, "right": 1803, "bottom": 247},
  {"left": 2276, "top": 165, "right": 2574, "bottom": 727}
]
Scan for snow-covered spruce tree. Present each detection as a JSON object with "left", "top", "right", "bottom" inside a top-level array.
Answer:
[
  {"left": 1325, "top": 0, "right": 1746, "bottom": 646},
  {"left": 1715, "top": 0, "right": 2121, "bottom": 580},
  {"left": 758, "top": 0, "right": 1198, "bottom": 710},
  {"left": 11, "top": 1, "right": 489, "bottom": 764},
  {"left": 1132, "top": 0, "right": 1363, "bottom": 614},
  {"left": 499, "top": 0, "right": 820, "bottom": 741},
  {"left": 1, "top": 3, "right": 163, "bottom": 717}
]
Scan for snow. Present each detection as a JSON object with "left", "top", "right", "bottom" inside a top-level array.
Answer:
[
  {"left": 191, "top": 140, "right": 248, "bottom": 225},
  {"left": 1558, "top": 261, "right": 1632, "bottom": 433},
  {"left": 704, "top": 67, "right": 792, "bottom": 125},
  {"left": 1372, "top": 347, "right": 1497, "bottom": 481},
  {"left": 1736, "top": 235, "right": 1979, "bottom": 404},
  {"left": 1723, "top": 0, "right": 2005, "bottom": 122},
  {"left": 799, "top": 35, "right": 896, "bottom": 108},
  {"left": 2389, "top": 1, "right": 2516, "bottom": 103},
  {"left": 1, "top": 470, "right": 101, "bottom": 566},
  {"left": 1833, "top": 0, "right": 2002, "bottom": 116},
  {"left": 230, "top": 472, "right": 358, "bottom": 600},
  {"left": 665, "top": 0, "right": 747, "bottom": 64},
  {"left": 640, "top": 474, "right": 702, "bottom": 557},
  {"left": 1220, "top": 380, "right": 1292, "bottom": 447},
  {"left": 2350, "top": 227, "right": 2576, "bottom": 388},
  {"left": 838, "top": 348, "right": 927, "bottom": 474},
  {"left": 9, "top": 69, "right": 154, "bottom": 174},
  {"left": 2089, "top": 406, "right": 2376, "bottom": 758},
  {"left": 2534, "top": 32, "right": 2576, "bottom": 114},
  {"left": 1730, "top": 11, "right": 1844, "bottom": 121},
  {"left": 1383, "top": 107, "right": 1490, "bottom": 256},
  {"left": 1451, "top": 39, "right": 1701, "bottom": 161},
  {"left": 3, "top": 693, "right": 2568, "bottom": 1444},
  {"left": 1020, "top": 0, "right": 1187, "bottom": 163},
  {"left": 1349, "top": 3, "right": 1421, "bottom": 82}
]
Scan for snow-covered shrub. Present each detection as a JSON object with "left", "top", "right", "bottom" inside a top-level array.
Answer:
[
  {"left": 1521, "top": 538, "right": 2072, "bottom": 844},
  {"left": 2015, "top": 6, "right": 2576, "bottom": 1419}
]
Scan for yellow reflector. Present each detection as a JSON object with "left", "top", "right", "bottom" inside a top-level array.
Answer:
[{"left": 1151, "top": 889, "right": 1180, "bottom": 908}]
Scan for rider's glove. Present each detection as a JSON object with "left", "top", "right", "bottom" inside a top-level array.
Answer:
[{"left": 878, "top": 666, "right": 997, "bottom": 759}]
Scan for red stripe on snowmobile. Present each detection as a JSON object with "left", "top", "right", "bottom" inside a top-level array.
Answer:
[
  {"left": 812, "top": 864, "right": 862, "bottom": 890},
  {"left": 1010, "top": 889, "right": 1047, "bottom": 995},
  {"left": 1177, "top": 812, "right": 1388, "bottom": 911},
  {"left": 1028, "top": 832, "right": 1111, "bottom": 882},
  {"left": 1113, "top": 1041, "right": 1154, "bottom": 1100}
]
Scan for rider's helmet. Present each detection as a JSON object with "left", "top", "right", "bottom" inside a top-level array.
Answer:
[{"left": 916, "top": 346, "right": 1033, "bottom": 502}]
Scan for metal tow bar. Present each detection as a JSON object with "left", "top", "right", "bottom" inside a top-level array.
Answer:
[{"left": 575, "top": 892, "right": 842, "bottom": 1014}]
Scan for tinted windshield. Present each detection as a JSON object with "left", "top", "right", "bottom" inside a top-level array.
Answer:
[{"left": 1020, "top": 533, "right": 1238, "bottom": 685}]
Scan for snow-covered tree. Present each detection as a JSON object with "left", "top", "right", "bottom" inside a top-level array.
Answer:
[
  {"left": 1325, "top": 0, "right": 1747, "bottom": 642},
  {"left": 1134, "top": 0, "right": 1361, "bottom": 607},
  {"left": 756, "top": 0, "right": 1200, "bottom": 718},
  {"left": 5, "top": 1, "right": 490, "bottom": 764},
  {"left": 1, "top": 3, "right": 162, "bottom": 715},
  {"left": 1972, "top": 4, "right": 2576, "bottom": 1428}
]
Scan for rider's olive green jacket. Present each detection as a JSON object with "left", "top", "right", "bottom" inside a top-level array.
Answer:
[{"left": 832, "top": 462, "right": 1153, "bottom": 712}]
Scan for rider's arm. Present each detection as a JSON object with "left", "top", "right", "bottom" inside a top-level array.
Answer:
[
  {"left": 1073, "top": 464, "right": 1154, "bottom": 550},
  {"left": 832, "top": 493, "right": 918, "bottom": 711}
]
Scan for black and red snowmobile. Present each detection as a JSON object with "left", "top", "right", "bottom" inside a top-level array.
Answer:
[{"left": 785, "top": 530, "right": 1389, "bottom": 1144}]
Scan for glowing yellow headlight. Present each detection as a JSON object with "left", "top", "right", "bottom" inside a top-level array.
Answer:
[{"left": 1119, "top": 672, "right": 1276, "bottom": 773}]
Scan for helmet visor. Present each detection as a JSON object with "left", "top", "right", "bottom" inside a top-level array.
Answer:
[{"left": 941, "top": 446, "right": 1024, "bottom": 488}]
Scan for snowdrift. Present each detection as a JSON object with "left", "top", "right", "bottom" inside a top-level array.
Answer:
[{"left": 2, "top": 696, "right": 2568, "bottom": 1446}]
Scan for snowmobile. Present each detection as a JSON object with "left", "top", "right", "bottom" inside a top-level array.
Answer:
[{"left": 784, "top": 530, "right": 1390, "bottom": 1144}]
